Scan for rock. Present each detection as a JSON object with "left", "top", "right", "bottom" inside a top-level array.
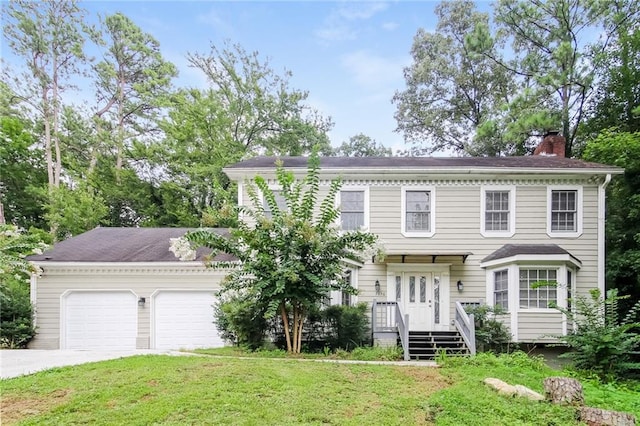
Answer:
[
  {"left": 543, "top": 377, "right": 584, "bottom": 406},
  {"left": 514, "top": 384, "right": 545, "bottom": 402},
  {"left": 483, "top": 377, "right": 517, "bottom": 396},
  {"left": 579, "top": 406, "right": 636, "bottom": 426}
]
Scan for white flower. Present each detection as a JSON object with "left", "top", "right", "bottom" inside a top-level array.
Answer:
[{"left": 169, "top": 237, "right": 197, "bottom": 261}]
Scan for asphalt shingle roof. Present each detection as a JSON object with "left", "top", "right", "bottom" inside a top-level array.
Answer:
[
  {"left": 226, "top": 155, "right": 618, "bottom": 170},
  {"left": 481, "top": 244, "right": 580, "bottom": 264},
  {"left": 27, "top": 227, "right": 234, "bottom": 263}
]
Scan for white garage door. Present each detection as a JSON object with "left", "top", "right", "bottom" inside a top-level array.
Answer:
[
  {"left": 63, "top": 291, "right": 137, "bottom": 350},
  {"left": 153, "top": 291, "right": 224, "bottom": 350}
]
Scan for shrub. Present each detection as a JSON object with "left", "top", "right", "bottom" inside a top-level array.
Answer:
[
  {"left": 0, "top": 276, "right": 36, "bottom": 348},
  {"left": 322, "top": 303, "right": 370, "bottom": 351},
  {"left": 214, "top": 293, "right": 269, "bottom": 350},
  {"left": 465, "top": 304, "right": 513, "bottom": 353},
  {"left": 554, "top": 288, "right": 640, "bottom": 380}
]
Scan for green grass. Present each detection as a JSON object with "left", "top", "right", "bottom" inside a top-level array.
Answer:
[
  {"left": 2, "top": 352, "right": 638, "bottom": 425},
  {"left": 194, "top": 345, "right": 404, "bottom": 361}
]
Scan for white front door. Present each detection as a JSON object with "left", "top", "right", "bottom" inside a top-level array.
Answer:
[{"left": 392, "top": 270, "right": 449, "bottom": 332}]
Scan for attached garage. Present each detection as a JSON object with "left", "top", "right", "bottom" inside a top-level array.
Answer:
[
  {"left": 153, "top": 291, "right": 224, "bottom": 350},
  {"left": 62, "top": 291, "right": 137, "bottom": 350},
  {"left": 27, "top": 228, "right": 233, "bottom": 350}
]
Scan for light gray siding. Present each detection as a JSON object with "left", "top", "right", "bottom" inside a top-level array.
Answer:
[{"left": 30, "top": 264, "right": 225, "bottom": 349}]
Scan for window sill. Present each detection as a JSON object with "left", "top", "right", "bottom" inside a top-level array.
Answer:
[
  {"left": 546, "top": 230, "right": 582, "bottom": 238},
  {"left": 402, "top": 230, "right": 435, "bottom": 238},
  {"left": 481, "top": 230, "right": 515, "bottom": 238}
]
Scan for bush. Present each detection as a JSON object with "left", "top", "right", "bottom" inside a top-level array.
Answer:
[
  {"left": 322, "top": 303, "right": 370, "bottom": 351},
  {"left": 554, "top": 288, "right": 640, "bottom": 380},
  {"left": 0, "top": 277, "right": 36, "bottom": 348},
  {"left": 465, "top": 304, "right": 513, "bottom": 353},
  {"left": 213, "top": 293, "right": 269, "bottom": 350}
]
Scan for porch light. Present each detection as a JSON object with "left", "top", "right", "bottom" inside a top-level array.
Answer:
[
  {"left": 456, "top": 280, "right": 464, "bottom": 292},
  {"left": 374, "top": 280, "right": 381, "bottom": 296},
  {"left": 138, "top": 297, "right": 146, "bottom": 306}
]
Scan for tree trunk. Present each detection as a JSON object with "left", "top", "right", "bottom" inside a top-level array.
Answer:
[
  {"left": 280, "top": 303, "right": 292, "bottom": 353},
  {"left": 579, "top": 407, "right": 636, "bottom": 426},
  {"left": 543, "top": 377, "right": 584, "bottom": 406}
]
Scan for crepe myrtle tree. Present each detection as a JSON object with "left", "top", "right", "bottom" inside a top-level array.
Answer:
[{"left": 170, "top": 152, "right": 381, "bottom": 353}]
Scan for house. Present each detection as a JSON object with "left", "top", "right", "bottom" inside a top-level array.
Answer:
[{"left": 27, "top": 133, "right": 622, "bottom": 355}]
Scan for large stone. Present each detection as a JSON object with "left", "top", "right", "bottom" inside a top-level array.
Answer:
[
  {"left": 579, "top": 406, "right": 636, "bottom": 426},
  {"left": 543, "top": 377, "right": 584, "bottom": 406},
  {"left": 483, "top": 377, "right": 517, "bottom": 396},
  {"left": 514, "top": 384, "right": 545, "bottom": 402}
]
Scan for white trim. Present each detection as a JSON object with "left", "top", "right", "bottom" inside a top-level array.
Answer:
[
  {"left": 547, "top": 186, "right": 583, "bottom": 238},
  {"left": 480, "top": 254, "right": 581, "bottom": 270},
  {"left": 598, "top": 174, "right": 612, "bottom": 294},
  {"left": 386, "top": 263, "right": 451, "bottom": 273},
  {"left": 30, "top": 273, "right": 37, "bottom": 327},
  {"left": 480, "top": 185, "right": 516, "bottom": 238},
  {"left": 401, "top": 186, "right": 436, "bottom": 237},
  {"left": 60, "top": 289, "right": 139, "bottom": 350},
  {"left": 338, "top": 185, "right": 370, "bottom": 231}
]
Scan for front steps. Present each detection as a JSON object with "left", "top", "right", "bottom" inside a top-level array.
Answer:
[{"left": 402, "top": 331, "right": 470, "bottom": 360}]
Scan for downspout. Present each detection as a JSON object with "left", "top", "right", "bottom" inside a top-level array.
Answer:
[
  {"left": 597, "top": 174, "right": 612, "bottom": 295},
  {"left": 30, "top": 272, "right": 38, "bottom": 328}
]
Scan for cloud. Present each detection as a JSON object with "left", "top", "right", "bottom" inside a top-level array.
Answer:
[
  {"left": 381, "top": 21, "right": 398, "bottom": 31},
  {"left": 196, "top": 7, "right": 234, "bottom": 37},
  {"left": 340, "top": 50, "right": 408, "bottom": 91},
  {"left": 315, "top": 2, "right": 388, "bottom": 44}
]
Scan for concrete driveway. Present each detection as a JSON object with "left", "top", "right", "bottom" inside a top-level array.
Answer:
[{"left": 0, "top": 349, "right": 192, "bottom": 379}]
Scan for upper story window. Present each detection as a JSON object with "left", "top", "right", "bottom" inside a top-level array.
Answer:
[
  {"left": 547, "top": 186, "right": 583, "bottom": 238},
  {"left": 401, "top": 186, "right": 435, "bottom": 237},
  {"left": 340, "top": 188, "right": 368, "bottom": 231},
  {"left": 519, "top": 268, "right": 557, "bottom": 309},
  {"left": 263, "top": 190, "right": 287, "bottom": 218},
  {"left": 481, "top": 186, "right": 515, "bottom": 237}
]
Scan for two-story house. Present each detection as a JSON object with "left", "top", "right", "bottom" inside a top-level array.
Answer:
[{"left": 27, "top": 133, "right": 622, "bottom": 354}]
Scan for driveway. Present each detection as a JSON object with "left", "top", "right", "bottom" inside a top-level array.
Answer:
[{"left": 0, "top": 349, "right": 193, "bottom": 379}]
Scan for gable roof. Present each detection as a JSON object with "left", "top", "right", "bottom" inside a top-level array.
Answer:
[
  {"left": 225, "top": 155, "right": 621, "bottom": 172},
  {"left": 27, "top": 227, "right": 234, "bottom": 263}
]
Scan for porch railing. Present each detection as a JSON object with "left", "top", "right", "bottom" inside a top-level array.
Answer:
[
  {"left": 372, "top": 300, "right": 410, "bottom": 361},
  {"left": 454, "top": 301, "right": 476, "bottom": 355}
]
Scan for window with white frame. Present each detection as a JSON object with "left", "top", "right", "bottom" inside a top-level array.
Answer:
[
  {"left": 551, "top": 190, "right": 577, "bottom": 231},
  {"left": 341, "top": 270, "right": 352, "bottom": 306},
  {"left": 401, "top": 187, "right": 435, "bottom": 236},
  {"left": 547, "top": 187, "right": 582, "bottom": 237},
  {"left": 493, "top": 269, "right": 509, "bottom": 310},
  {"left": 519, "top": 268, "right": 558, "bottom": 309},
  {"left": 329, "top": 268, "right": 358, "bottom": 306},
  {"left": 263, "top": 190, "right": 287, "bottom": 218},
  {"left": 340, "top": 190, "right": 366, "bottom": 230},
  {"left": 481, "top": 186, "right": 515, "bottom": 237}
]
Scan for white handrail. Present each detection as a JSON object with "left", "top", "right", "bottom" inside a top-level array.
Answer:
[{"left": 454, "top": 301, "right": 476, "bottom": 355}]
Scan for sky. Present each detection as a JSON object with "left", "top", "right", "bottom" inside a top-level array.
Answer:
[{"left": 73, "top": 0, "right": 463, "bottom": 152}]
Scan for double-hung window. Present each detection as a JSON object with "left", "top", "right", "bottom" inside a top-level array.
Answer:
[
  {"left": 547, "top": 187, "right": 582, "bottom": 237},
  {"left": 401, "top": 186, "right": 435, "bottom": 237},
  {"left": 493, "top": 269, "right": 509, "bottom": 310},
  {"left": 340, "top": 189, "right": 368, "bottom": 230},
  {"left": 263, "top": 190, "right": 287, "bottom": 218},
  {"left": 481, "top": 186, "right": 515, "bottom": 237}
]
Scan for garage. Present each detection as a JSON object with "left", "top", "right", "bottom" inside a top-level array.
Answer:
[
  {"left": 63, "top": 291, "right": 138, "bottom": 350},
  {"left": 153, "top": 291, "right": 224, "bottom": 350}
]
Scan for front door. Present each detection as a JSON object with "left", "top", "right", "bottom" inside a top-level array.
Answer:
[{"left": 394, "top": 271, "right": 447, "bottom": 331}]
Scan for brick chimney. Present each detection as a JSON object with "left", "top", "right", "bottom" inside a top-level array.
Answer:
[{"left": 534, "top": 131, "right": 566, "bottom": 157}]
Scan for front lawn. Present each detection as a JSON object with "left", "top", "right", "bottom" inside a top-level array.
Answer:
[{"left": 2, "top": 353, "right": 638, "bottom": 425}]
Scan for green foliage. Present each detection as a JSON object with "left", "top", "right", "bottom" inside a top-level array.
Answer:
[
  {"left": 179, "top": 151, "right": 379, "bottom": 353},
  {"left": 43, "top": 184, "right": 108, "bottom": 241},
  {"left": 213, "top": 293, "right": 268, "bottom": 351},
  {"left": 583, "top": 131, "right": 640, "bottom": 312},
  {"left": 394, "top": 0, "right": 515, "bottom": 155},
  {"left": 0, "top": 225, "right": 48, "bottom": 277},
  {"left": 331, "top": 133, "right": 392, "bottom": 157},
  {"left": 0, "top": 276, "right": 35, "bottom": 348},
  {"left": 321, "top": 303, "right": 370, "bottom": 351},
  {"left": 465, "top": 304, "right": 513, "bottom": 353},
  {"left": 554, "top": 288, "right": 640, "bottom": 380}
]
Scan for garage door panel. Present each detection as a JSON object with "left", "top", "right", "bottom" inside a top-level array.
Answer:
[
  {"left": 64, "top": 291, "right": 137, "bottom": 350},
  {"left": 154, "top": 291, "right": 224, "bottom": 350}
]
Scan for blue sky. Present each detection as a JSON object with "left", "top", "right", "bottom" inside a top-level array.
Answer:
[{"left": 79, "top": 0, "right": 460, "bottom": 151}]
